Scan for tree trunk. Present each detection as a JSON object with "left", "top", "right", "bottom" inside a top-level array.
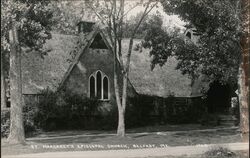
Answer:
[
  {"left": 7, "top": 23, "right": 25, "bottom": 144},
  {"left": 117, "top": 106, "right": 125, "bottom": 137},
  {"left": 1, "top": 52, "right": 7, "bottom": 108},
  {"left": 108, "top": 0, "right": 155, "bottom": 137},
  {"left": 238, "top": 66, "right": 249, "bottom": 140},
  {"left": 238, "top": 53, "right": 249, "bottom": 137},
  {"left": 117, "top": 71, "right": 129, "bottom": 137},
  {"left": 238, "top": 0, "right": 249, "bottom": 141},
  {"left": 114, "top": 68, "right": 124, "bottom": 136}
]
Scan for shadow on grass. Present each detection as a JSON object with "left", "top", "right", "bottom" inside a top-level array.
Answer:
[
  {"left": 30, "top": 135, "right": 112, "bottom": 144},
  {"left": 173, "top": 128, "right": 238, "bottom": 137}
]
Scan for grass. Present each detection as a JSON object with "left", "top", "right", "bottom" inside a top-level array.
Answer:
[
  {"left": 203, "top": 148, "right": 249, "bottom": 158},
  {"left": 1, "top": 125, "right": 246, "bottom": 156},
  {"left": 139, "top": 149, "right": 249, "bottom": 158},
  {"left": 142, "top": 150, "right": 249, "bottom": 158}
]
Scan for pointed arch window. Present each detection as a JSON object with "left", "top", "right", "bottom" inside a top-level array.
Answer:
[
  {"left": 103, "top": 76, "right": 109, "bottom": 100},
  {"left": 89, "top": 70, "right": 110, "bottom": 100},
  {"left": 89, "top": 76, "right": 95, "bottom": 98},
  {"left": 96, "top": 71, "right": 102, "bottom": 99}
]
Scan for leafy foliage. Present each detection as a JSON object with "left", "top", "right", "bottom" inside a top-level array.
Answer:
[
  {"left": 204, "top": 147, "right": 237, "bottom": 158},
  {"left": 126, "top": 96, "right": 156, "bottom": 127},
  {"left": 1, "top": 0, "right": 55, "bottom": 85},
  {"left": 34, "top": 89, "right": 102, "bottom": 130},
  {"left": 51, "top": 1, "right": 91, "bottom": 35},
  {"left": 142, "top": 0, "right": 243, "bottom": 84},
  {"left": 139, "top": 13, "right": 179, "bottom": 70},
  {"left": 200, "top": 113, "right": 220, "bottom": 126},
  {"left": 1, "top": 110, "right": 10, "bottom": 138},
  {"left": 123, "top": 12, "right": 149, "bottom": 38},
  {"left": 1, "top": 102, "right": 41, "bottom": 138},
  {"left": 1, "top": 0, "right": 54, "bottom": 52}
]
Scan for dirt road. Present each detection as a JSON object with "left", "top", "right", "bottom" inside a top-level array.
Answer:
[{"left": 2, "top": 142, "right": 249, "bottom": 158}]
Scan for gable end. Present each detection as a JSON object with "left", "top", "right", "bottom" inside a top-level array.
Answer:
[{"left": 58, "top": 30, "right": 112, "bottom": 91}]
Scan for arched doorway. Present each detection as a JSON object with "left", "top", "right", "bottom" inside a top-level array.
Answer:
[{"left": 207, "top": 81, "right": 231, "bottom": 114}]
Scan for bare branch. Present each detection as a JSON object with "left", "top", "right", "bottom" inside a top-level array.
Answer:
[
  {"left": 131, "top": 1, "right": 158, "bottom": 38},
  {"left": 87, "top": 3, "right": 108, "bottom": 25},
  {"left": 122, "top": 2, "right": 141, "bottom": 18}
]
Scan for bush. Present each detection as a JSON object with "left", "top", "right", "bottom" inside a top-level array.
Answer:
[
  {"left": 200, "top": 113, "right": 220, "bottom": 126},
  {"left": 125, "top": 95, "right": 207, "bottom": 126},
  {"left": 34, "top": 89, "right": 103, "bottom": 130},
  {"left": 164, "top": 96, "right": 206, "bottom": 124},
  {"left": 23, "top": 97, "right": 41, "bottom": 136},
  {"left": 1, "top": 110, "right": 10, "bottom": 138},
  {"left": 1, "top": 103, "right": 40, "bottom": 138},
  {"left": 96, "top": 104, "right": 118, "bottom": 130},
  {"left": 203, "top": 147, "right": 236, "bottom": 158},
  {"left": 34, "top": 89, "right": 60, "bottom": 130},
  {"left": 126, "top": 95, "right": 155, "bottom": 128},
  {"left": 1, "top": 89, "right": 113, "bottom": 137}
]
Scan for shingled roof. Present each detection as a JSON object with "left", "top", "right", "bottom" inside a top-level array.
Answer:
[
  {"left": 122, "top": 39, "right": 195, "bottom": 97},
  {"left": 21, "top": 33, "right": 79, "bottom": 94},
  {"left": 21, "top": 32, "right": 202, "bottom": 97}
]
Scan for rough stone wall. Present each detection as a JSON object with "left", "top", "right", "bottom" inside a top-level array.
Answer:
[
  {"left": 62, "top": 47, "right": 138, "bottom": 113},
  {"left": 64, "top": 48, "right": 114, "bottom": 95},
  {"left": 62, "top": 48, "right": 116, "bottom": 114}
]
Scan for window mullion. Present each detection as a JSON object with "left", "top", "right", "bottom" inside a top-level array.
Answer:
[
  {"left": 101, "top": 75, "right": 104, "bottom": 100},
  {"left": 95, "top": 73, "right": 97, "bottom": 97}
]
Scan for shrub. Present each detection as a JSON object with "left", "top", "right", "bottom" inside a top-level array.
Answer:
[
  {"left": 164, "top": 96, "right": 206, "bottom": 124},
  {"left": 34, "top": 89, "right": 59, "bottom": 130},
  {"left": 96, "top": 103, "right": 118, "bottom": 130},
  {"left": 126, "top": 95, "right": 156, "bottom": 127},
  {"left": 1, "top": 110, "right": 10, "bottom": 138},
  {"left": 200, "top": 113, "right": 220, "bottom": 126},
  {"left": 203, "top": 147, "right": 236, "bottom": 158},
  {"left": 126, "top": 95, "right": 207, "bottom": 126},
  {"left": 23, "top": 96, "right": 42, "bottom": 136},
  {"left": 2, "top": 89, "right": 109, "bottom": 137},
  {"left": 1, "top": 100, "right": 40, "bottom": 138},
  {"left": 185, "top": 97, "right": 206, "bottom": 123},
  {"left": 34, "top": 89, "right": 102, "bottom": 130}
]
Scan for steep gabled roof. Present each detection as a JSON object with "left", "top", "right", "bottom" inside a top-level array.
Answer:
[
  {"left": 21, "top": 33, "right": 78, "bottom": 94},
  {"left": 21, "top": 33, "right": 203, "bottom": 97},
  {"left": 122, "top": 39, "right": 194, "bottom": 97}
]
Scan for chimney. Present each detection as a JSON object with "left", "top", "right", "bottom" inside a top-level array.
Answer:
[{"left": 77, "top": 21, "right": 95, "bottom": 34}]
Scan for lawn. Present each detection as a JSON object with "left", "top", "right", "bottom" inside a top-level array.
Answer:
[
  {"left": 1, "top": 124, "right": 246, "bottom": 156},
  {"left": 143, "top": 150, "right": 249, "bottom": 158},
  {"left": 145, "top": 148, "right": 249, "bottom": 158}
]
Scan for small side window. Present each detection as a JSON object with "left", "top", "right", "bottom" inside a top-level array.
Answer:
[{"left": 186, "top": 32, "right": 191, "bottom": 39}]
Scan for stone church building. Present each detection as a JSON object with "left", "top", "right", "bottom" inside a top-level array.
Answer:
[{"left": 2, "top": 21, "right": 237, "bottom": 127}]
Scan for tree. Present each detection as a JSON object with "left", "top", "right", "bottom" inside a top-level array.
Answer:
[
  {"left": 139, "top": 13, "right": 180, "bottom": 69},
  {"left": 88, "top": 0, "right": 158, "bottom": 137},
  {"left": 239, "top": 0, "right": 249, "bottom": 136},
  {"left": 1, "top": 49, "right": 8, "bottom": 108},
  {"left": 51, "top": 1, "right": 90, "bottom": 35},
  {"left": 123, "top": 11, "right": 149, "bottom": 38},
  {"left": 1, "top": 0, "right": 54, "bottom": 144},
  {"left": 143, "top": 0, "right": 249, "bottom": 134}
]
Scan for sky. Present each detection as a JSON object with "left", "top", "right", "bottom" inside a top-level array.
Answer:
[
  {"left": 124, "top": 1, "right": 186, "bottom": 32},
  {"left": 63, "top": 0, "right": 187, "bottom": 32}
]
